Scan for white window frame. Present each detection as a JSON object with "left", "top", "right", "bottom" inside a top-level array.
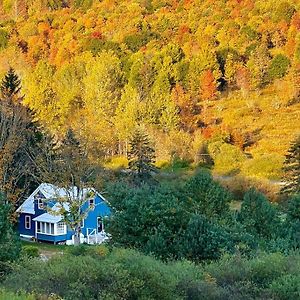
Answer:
[
  {"left": 38, "top": 198, "right": 44, "bottom": 209},
  {"left": 36, "top": 222, "right": 55, "bottom": 235},
  {"left": 25, "top": 216, "right": 31, "bottom": 229},
  {"left": 56, "top": 222, "right": 66, "bottom": 235}
]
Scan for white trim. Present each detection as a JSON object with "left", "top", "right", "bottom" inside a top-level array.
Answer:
[
  {"left": 25, "top": 215, "right": 31, "bottom": 229},
  {"left": 37, "top": 198, "right": 45, "bottom": 210},
  {"left": 97, "top": 216, "right": 104, "bottom": 233},
  {"left": 20, "top": 234, "right": 34, "bottom": 239},
  {"left": 36, "top": 221, "right": 55, "bottom": 235},
  {"left": 56, "top": 222, "right": 67, "bottom": 235}
]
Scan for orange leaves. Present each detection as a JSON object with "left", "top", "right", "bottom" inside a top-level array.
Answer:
[
  {"left": 171, "top": 84, "right": 198, "bottom": 131},
  {"left": 236, "top": 66, "right": 250, "bottom": 92},
  {"left": 199, "top": 70, "right": 218, "bottom": 101},
  {"left": 91, "top": 31, "right": 103, "bottom": 40}
]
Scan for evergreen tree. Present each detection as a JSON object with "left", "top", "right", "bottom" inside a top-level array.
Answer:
[
  {"left": 0, "top": 68, "right": 21, "bottom": 100},
  {"left": 239, "top": 188, "right": 279, "bottom": 239},
  {"left": 281, "top": 135, "right": 300, "bottom": 195},
  {"left": 185, "top": 171, "right": 231, "bottom": 219},
  {"left": 285, "top": 194, "right": 300, "bottom": 248},
  {"left": 180, "top": 214, "right": 231, "bottom": 261},
  {"left": 0, "top": 194, "right": 21, "bottom": 263},
  {"left": 0, "top": 68, "right": 40, "bottom": 206},
  {"left": 127, "top": 129, "right": 157, "bottom": 184}
]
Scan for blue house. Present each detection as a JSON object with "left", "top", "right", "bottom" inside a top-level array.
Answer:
[{"left": 17, "top": 183, "right": 111, "bottom": 245}]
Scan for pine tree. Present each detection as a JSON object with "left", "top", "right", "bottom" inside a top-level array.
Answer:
[
  {"left": 0, "top": 67, "right": 21, "bottom": 100},
  {"left": 281, "top": 135, "right": 300, "bottom": 195},
  {"left": 0, "top": 194, "right": 20, "bottom": 263},
  {"left": 0, "top": 68, "right": 40, "bottom": 206},
  {"left": 127, "top": 129, "right": 157, "bottom": 184}
]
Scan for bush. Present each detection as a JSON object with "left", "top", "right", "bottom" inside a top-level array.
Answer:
[
  {"left": 270, "top": 274, "right": 300, "bottom": 300},
  {"left": 3, "top": 248, "right": 202, "bottom": 300},
  {"left": 67, "top": 244, "right": 89, "bottom": 256},
  {"left": 21, "top": 246, "right": 39, "bottom": 258},
  {"left": 0, "top": 290, "right": 34, "bottom": 300},
  {"left": 238, "top": 188, "right": 280, "bottom": 239},
  {"left": 179, "top": 214, "right": 233, "bottom": 261},
  {"left": 241, "top": 154, "right": 284, "bottom": 180},
  {"left": 209, "top": 142, "right": 247, "bottom": 175}
]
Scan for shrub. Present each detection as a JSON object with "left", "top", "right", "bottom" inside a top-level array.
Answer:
[
  {"left": 270, "top": 274, "right": 300, "bottom": 300},
  {"left": 241, "top": 154, "right": 284, "bottom": 180},
  {"left": 103, "top": 156, "right": 128, "bottom": 170},
  {"left": 3, "top": 248, "right": 198, "bottom": 300},
  {"left": 67, "top": 244, "right": 89, "bottom": 256},
  {"left": 21, "top": 246, "right": 39, "bottom": 258},
  {"left": 179, "top": 214, "right": 233, "bottom": 261},
  {"left": 238, "top": 188, "right": 280, "bottom": 239},
  {"left": 209, "top": 143, "right": 247, "bottom": 175},
  {"left": 0, "top": 290, "right": 35, "bottom": 300}
]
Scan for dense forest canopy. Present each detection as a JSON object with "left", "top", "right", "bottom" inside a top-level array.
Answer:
[{"left": 0, "top": 0, "right": 299, "bottom": 179}]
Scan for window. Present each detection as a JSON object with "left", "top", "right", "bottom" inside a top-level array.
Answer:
[
  {"left": 89, "top": 198, "right": 95, "bottom": 208},
  {"left": 37, "top": 222, "right": 55, "bottom": 235},
  {"left": 97, "top": 217, "right": 103, "bottom": 233},
  {"left": 25, "top": 216, "right": 31, "bottom": 229},
  {"left": 57, "top": 222, "right": 66, "bottom": 235},
  {"left": 38, "top": 198, "right": 44, "bottom": 209},
  {"left": 80, "top": 219, "right": 84, "bottom": 228}
]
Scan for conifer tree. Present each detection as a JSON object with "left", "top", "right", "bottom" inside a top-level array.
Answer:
[
  {"left": 0, "top": 67, "right": 21, "bottom": 99},
  {"left": 281, "top": 135, "right": 300, "bottom": 195},
  {"left": 0, "top": 194, "right": 20, "bottom": 263},
  {"left": 0, "top": 68, "right": 40, "bottom": 206},
  {"left": 127, "top": 129, "right": 157, "bottom": 184}
]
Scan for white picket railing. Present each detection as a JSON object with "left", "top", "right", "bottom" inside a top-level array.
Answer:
[{"left": 86, "top": 228, "right": 110, "bottom": 245}]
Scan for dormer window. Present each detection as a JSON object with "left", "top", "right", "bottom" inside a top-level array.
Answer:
[
  {"left": 38, "top": 198, "right": 44, "bottom": 209},
  {"left": 89, "top": 198, "right": 95, "bottom": 208}
]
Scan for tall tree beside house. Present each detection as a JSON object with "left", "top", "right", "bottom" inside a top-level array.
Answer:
[
  {"left": 281, "top": 135, "right": 300, "bottom": 195},
  {"left": 127, "top": 129, "right": 157, "bottom": 184},
  {"left": 34, "top": 129, "right": 96, "bottom": 246},
  {"left": 0, "top": 68, "right": 39, "bottom": 207}
]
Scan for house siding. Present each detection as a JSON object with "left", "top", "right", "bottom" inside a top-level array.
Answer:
[
  {"left": 18, "top": 213, "right": 35, "bottom": 237},
  {"left": 37, "top": 233, "right": 67, "bottom": 243},
  {"left": 81, "top": 195, "right": 111, "bottom": 236}
]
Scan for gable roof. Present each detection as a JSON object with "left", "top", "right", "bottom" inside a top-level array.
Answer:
[{"left": 16, "top": 183, "right": 104, "bottom": 215}]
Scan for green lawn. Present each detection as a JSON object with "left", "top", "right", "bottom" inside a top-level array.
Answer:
[{"left": 21, "top": 240, "right": 68, "bottom": 253}]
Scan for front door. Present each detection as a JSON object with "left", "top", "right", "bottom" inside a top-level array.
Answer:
[{"left": 97, "top": 217, "right": 103, "bottom": 233}]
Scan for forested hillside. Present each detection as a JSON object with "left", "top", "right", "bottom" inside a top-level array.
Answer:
[{"left": 0, "top": 0, "right": 299, "bottom": 179}]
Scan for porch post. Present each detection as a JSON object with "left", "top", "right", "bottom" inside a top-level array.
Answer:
[
  {"left": 35, "top": 221, "right": 37, "bottom": 241},
  {"left": 54, "top": 222, "right": 57, "bottom": 235}
]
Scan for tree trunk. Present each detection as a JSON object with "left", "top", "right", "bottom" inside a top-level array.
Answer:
[{"left": 74, "top": 226, "right": 81, "bottom": 246}]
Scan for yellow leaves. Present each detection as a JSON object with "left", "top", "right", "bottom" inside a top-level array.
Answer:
[{"left": 115, "top": 85, "right": 140, "bottom": 141}]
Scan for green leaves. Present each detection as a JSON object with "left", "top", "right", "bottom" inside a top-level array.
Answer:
[
  {"left": 0, "top": 195, "right": 21, "bottom": 263},
  {"left": 127, "top": 129, "right": 157, "bottom": 184},
  {"left": 281, "top": 135, "right": 300, "bottom": 195}
]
